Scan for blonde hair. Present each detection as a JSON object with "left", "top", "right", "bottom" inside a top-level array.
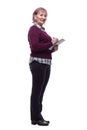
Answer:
[{"left": 32, "top": 7, "right": 47, "bottom": 22}]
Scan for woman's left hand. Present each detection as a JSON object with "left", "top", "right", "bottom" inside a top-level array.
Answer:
[{"left": 53, "top": 45, "right": 58, "bottom": 52}]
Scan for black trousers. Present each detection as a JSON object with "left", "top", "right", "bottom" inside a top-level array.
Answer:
[{"left": 29, "top": 61, "right": 51, "bottom": 121}]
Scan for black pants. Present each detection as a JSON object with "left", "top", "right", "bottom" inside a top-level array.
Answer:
[{"left": 29, "top": 61, "right": 51, "bottom": 121}]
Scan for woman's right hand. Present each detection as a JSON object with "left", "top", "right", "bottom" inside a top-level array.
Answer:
[{"left": 51, "top": 37, "right": 58, "bottom": 44}]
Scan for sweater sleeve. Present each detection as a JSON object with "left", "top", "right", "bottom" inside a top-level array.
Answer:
[{"left": 28, "top": 26, "right": 52, "bottom": 52}]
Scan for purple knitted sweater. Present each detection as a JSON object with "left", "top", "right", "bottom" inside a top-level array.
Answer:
[{"left": 28, "top": 25, "right": 53, "bottom": 59}]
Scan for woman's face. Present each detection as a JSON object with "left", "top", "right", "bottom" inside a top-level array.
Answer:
[{"left": 34, "top": 10, "right": 47, "bottom": 26}]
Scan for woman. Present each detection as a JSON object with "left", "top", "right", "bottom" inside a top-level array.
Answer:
[{"left": 28, "top": 7, "right": 58, "bottom": 126}]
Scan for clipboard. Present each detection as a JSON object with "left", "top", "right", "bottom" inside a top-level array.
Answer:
[{"left": 49, "top": 38, "right": 65, "bottom": 50}]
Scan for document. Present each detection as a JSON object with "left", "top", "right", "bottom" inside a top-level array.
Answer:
[{"left": 49, "top": 38, "right": 65, "bottom": 50}]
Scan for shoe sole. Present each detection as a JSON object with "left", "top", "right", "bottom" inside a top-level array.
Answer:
[{"left": 31, "top": 122, "right": 49, "bottom": 126}]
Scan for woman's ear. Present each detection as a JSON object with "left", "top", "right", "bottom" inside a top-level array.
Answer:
[{"left": 34, "top": 15, "right": 37, "bottom": 21}]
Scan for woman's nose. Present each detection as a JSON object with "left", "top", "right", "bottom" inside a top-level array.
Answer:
[{"left": 42, "top": 16, "right": 46, "bottom": 20}]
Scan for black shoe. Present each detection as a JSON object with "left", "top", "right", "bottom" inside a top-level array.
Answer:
[{"left": 31, "top": 119, "right": 50, "bottom": 126}]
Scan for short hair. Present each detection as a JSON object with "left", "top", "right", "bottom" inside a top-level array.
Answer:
[{"left": 32, "top": 7, "right": 47, "bottom": 22}]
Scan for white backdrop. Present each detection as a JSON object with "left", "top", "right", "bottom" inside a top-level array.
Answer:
[{"left": 0, "top": 0, "right": 87, "bottom": 130}]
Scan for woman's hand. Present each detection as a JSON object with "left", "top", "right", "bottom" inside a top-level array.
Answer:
[
  {"left": 51, "top": 37, "right": 58, "bottom": 44},
  {"left": 52, "top": 45, "right": 58, "bottom": 52}
]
